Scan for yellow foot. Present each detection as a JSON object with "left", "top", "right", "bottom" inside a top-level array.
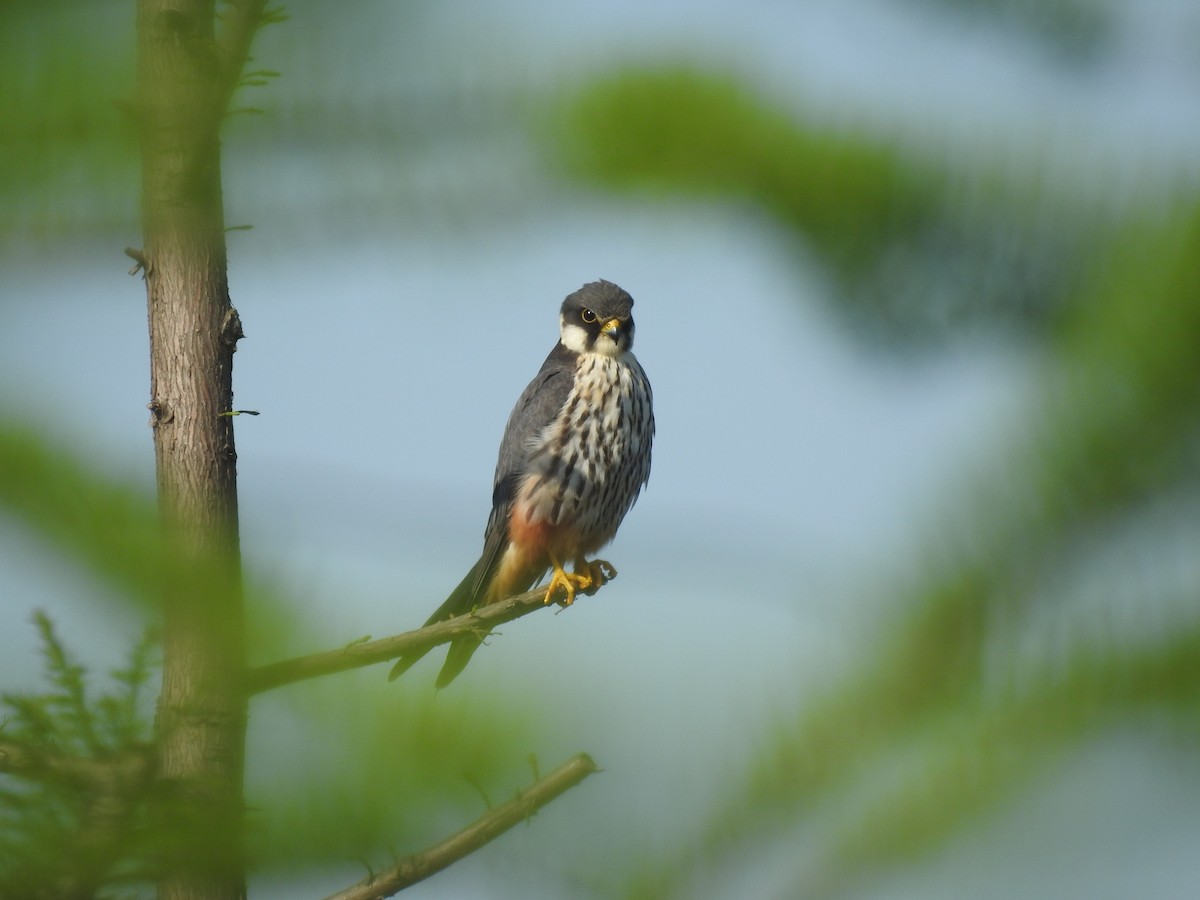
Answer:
[
  {"left": 544, "top": 556, "right": 618, "bottom": 605},
  {"left": 543, "top": 558, "right": 592, "bottom": 606},
  {"left": 573, "top": 558, "right": 617, "bottom": 597}
]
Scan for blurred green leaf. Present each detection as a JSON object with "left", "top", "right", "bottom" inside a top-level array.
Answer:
[
  {"left": 551, "top": 66, "right": 937, "bottom": 270},
  {"left": 0, "top": 420, "right": 549, "bottom": 889},
  {"left": 0, "top": 425, "right": 179, "bottom": 611},
  {"left": 546, "top": 65, "right": 1097, "bottom": 342},
  {"left": 247, "top": 676, "right": 543, "bottom": 873},
  {"left": 623, "top": 193, "right": 1200, "bottom": 900},
  {"left": 0, "top": 614, "right": 155, "bottom": 897},
  {"left": 0, "top": 1, "right": 138, "bottom": 237},
  {"left": 911, "top": 0, "right": 1115, "bottom": 64}
]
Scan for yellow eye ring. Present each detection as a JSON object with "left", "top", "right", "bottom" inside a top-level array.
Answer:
[{"left": 581, "top": 308, "right": 598, "bottom": 324}]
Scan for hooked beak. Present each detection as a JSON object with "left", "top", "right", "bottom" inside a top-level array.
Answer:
[{"left": 601, "top": 317, "right": 622, "bottom": 340}]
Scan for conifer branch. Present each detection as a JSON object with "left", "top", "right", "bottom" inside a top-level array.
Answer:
[
  {"left": 0, "top": 736, "right": 149, "bottom": 786},
  {"left": 322, "top": 753, "right": 600, "bottom": 900},
  {"left": 0, "top": 736, "right": 152, "bottom": 796}
]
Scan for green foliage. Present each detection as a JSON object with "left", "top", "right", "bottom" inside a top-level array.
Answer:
[
  {"left": 548, "top": 64, "right": 1200, "bottom": 898},
  {"left": 247, "top": 678, "right": 543, "bottom": 873},
  {"left": 0, "top": 1, "right": 137, "bottom": 238},
  {"left": 0, "top": 615, "right": 157, "bottom": 898},
  {"left": 914, "top": 0, "right": 1115, "bottom": 64},
  {"left": 547, "top": 65, "right": 1097, "bottom": 342},
  {"left": 551, "top": 67, "right": 936, "bottom": 270},
  {"left": 2, "top": 614, "right": 156, "bottom": 758},
  {"left": 0, "top": 422, "right": 547, "bottom": 892},
  {"left": 609, "top": 151, "right": 1200, "bottom": 897},
  {"left": 0, "top": 427, "right": 176, "bottom": 611}
]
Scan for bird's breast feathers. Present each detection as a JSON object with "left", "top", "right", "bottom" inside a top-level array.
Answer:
[{"left": 515, "top": 349, "right": 654, "bottom": 540}]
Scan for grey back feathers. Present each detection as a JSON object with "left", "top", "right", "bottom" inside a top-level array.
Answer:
[{"left": 474, "top": 344, "right": 576, "bottom": 594}]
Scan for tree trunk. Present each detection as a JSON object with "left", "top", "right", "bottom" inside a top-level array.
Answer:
[{"left": 136, "top": 1, "right": 247, "bottom": 898}]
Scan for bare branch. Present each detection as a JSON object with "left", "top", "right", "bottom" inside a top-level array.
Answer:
[
  {"left": 245, "top": 587, "right": 565, "bottom": 695},
  {"left": 322, "top": 753, "right": 601, "bottom": 900}
]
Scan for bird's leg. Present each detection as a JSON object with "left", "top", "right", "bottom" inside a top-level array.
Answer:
[
  {"left": 544, "top": 554, "right": 618, "bottom": 605},
  {"left": 544, "top": 552, "right": 592, "bottom": 606},
  {"left": 572, "top": 558, "right": 617, "bottom": 596}
]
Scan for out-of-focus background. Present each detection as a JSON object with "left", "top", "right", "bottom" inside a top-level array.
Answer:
[{"left": 4, "top": 0, "right": 1200, "bottom": 897}]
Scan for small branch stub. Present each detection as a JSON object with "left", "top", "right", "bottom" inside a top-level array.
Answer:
[
  {"left": 124, "top": 246, "right": 149, "bottom": 277},
  {"left": 220, "top": 307, "right": 245, "bottom": 349},
  {"left": 147, "top": 400, "right": 174, "bottom": 428}
]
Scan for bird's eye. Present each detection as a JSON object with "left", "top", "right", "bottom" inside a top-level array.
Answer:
[{"left": 581, "top": 308, "right": 598, "bottom": 324}]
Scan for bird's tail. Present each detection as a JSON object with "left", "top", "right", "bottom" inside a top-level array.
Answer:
[
  {"left": 387, "top": 557, "right": 486, "bottom": 683},
  {"left": 433, "top": 630, "right": 486, "bottom": 689}
]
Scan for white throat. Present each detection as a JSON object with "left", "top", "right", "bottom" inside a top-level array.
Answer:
[
  {"left": 559, "top": 317, "right": 589, "bottom": 353},
  {"left": 559, "top": 314, "right": 623, "bottom": 358}
]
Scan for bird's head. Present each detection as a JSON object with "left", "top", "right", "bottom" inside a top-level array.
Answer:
[{"left": 559, "top": 280, "right": 636, "bottom": 358}]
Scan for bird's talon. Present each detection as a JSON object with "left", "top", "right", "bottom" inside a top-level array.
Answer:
[
  {"left": 544, "top": 559, "right": 603, "bottom": 606},
  {"left": 571, "top": 559, "right": 617, "bottom": 596},
  {"left": 543, "top": 568, "right": 578, "bottom": 606}
]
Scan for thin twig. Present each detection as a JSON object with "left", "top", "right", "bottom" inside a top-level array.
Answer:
[
  {"left": 244, "top": 586, "right": 564, "bottom": 695},
  {"left": 322, "top": 753, "right": 600, "bottom": 900},
  {"left": 213, "top": 0, "right": 271, "bottom": 114}
]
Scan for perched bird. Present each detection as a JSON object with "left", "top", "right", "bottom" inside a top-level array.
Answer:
[{"left": 389, "top": 280, "right": 655, "bottom": 687}]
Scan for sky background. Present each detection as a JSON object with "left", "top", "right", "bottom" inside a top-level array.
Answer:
[{"left": 3, "top": 0, "right": 1200, "bottom": 897}]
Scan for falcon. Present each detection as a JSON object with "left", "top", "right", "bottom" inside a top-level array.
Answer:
[{"left": 389, "top": 280, "right": 655, "bottom": 687}]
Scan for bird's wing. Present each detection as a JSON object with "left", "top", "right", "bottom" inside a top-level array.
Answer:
[
  {"left": 470, "top": 343, "right": 576, "bottom": 598},
  {"left": 388, "top": 346, "right": 575, "bottom": 684}
]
